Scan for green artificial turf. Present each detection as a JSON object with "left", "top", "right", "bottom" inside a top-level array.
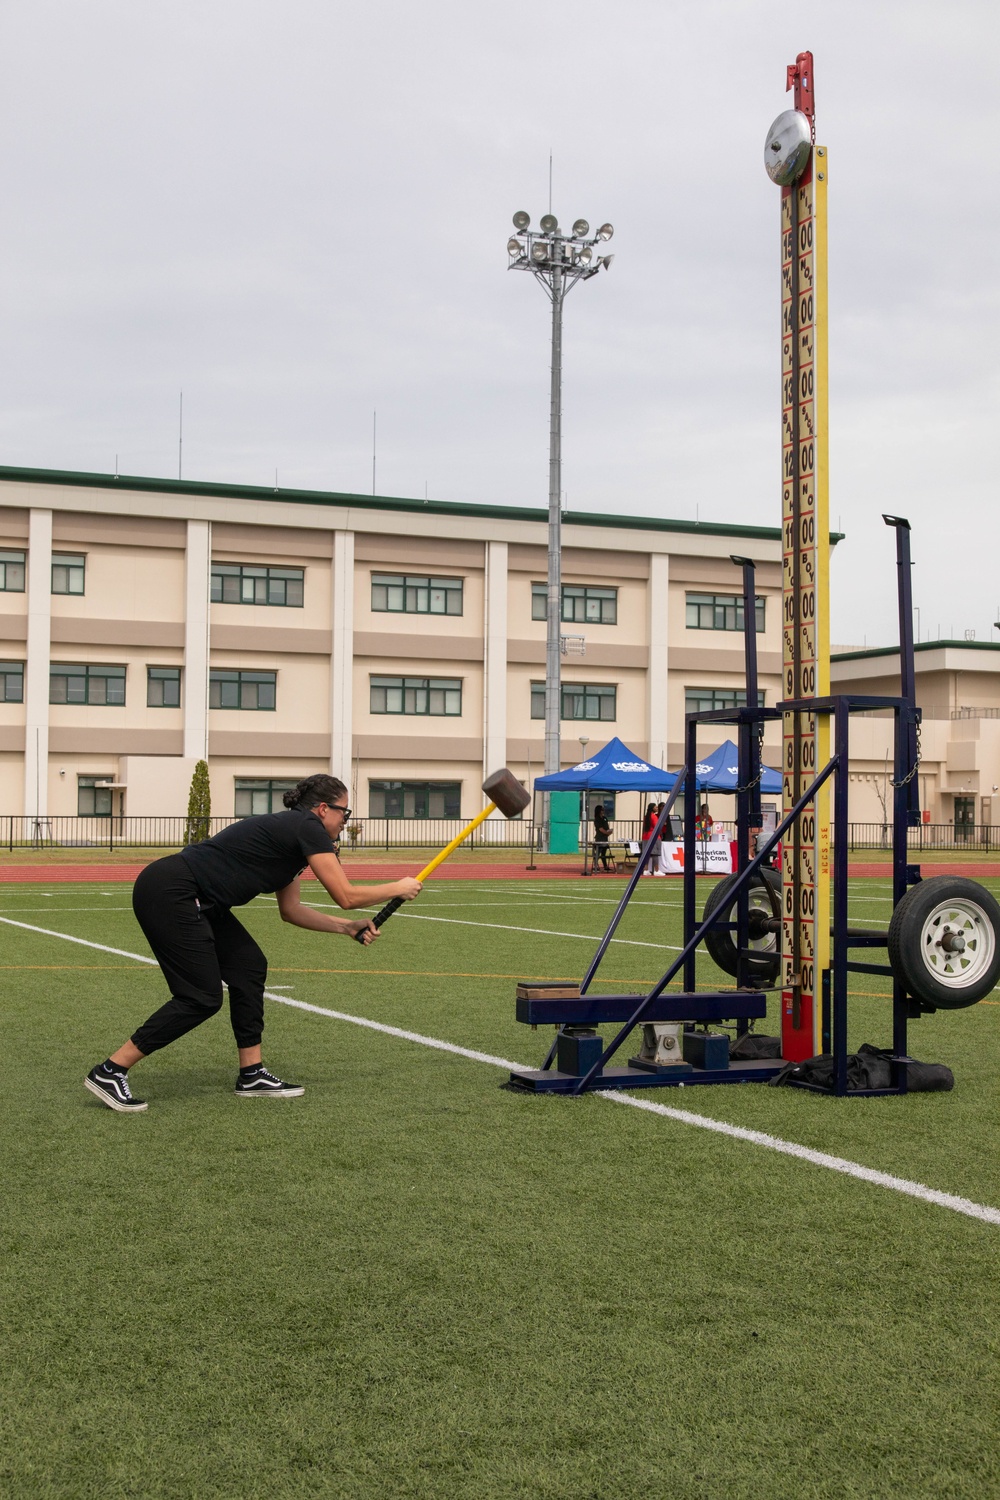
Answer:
[{"left": 1, "top": 877, "right": 999, "bottom": 1499}]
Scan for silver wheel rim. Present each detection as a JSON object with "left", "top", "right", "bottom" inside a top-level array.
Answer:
[
  {"left": 747, "top": 887, "right": 778, "bottom": 956},
  {"left": 918, "top": 897, "right": 996, "bottom": 990}
]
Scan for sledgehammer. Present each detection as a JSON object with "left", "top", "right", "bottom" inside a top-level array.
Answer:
[{"left": 354, "top": 767, "right": 531, "bottom": 941}]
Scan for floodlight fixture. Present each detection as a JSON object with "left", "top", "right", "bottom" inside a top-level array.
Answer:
[
  {"left": 503, "top": 202, "right": 614, "bottom": 832},
  {"left": 882, "top": 514, "right": 911, "bottom": 530}
]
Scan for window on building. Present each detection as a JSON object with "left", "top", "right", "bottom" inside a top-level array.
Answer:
[
  {"left": 370, "top": 573, "right": 463, "bottom": 615},
  {"left": 209, "top": 670, "right": 276, "bottom": 710},
  {"left": 52, "top": 554, "right": 85, "bottom": 595},
  {"left": 586, "top": 791, "right": 616, "bottom": 820},
  {"left": 0, "top": 550, "right": 25, "bottom": 592},
  {"left": 50, "top": 663, "right": 125, "bottom": 705},
  {"left": 685, "top": 687, "right": 766, "bottom": 715},
  {"left": 0, "top": 661, "right": 24, "bottom": 702},
  {"left": 531, "top": 681, "right": 617, "bottom": 721},
  {"left": 369, "top": 781, "right": 461, "bottom": 818},
  {"left": 234, "top": 779, "right": 298, "bottom": 816},
  {"left": 370, "top": 676, "right": 462, "bottom": 715},
  {"left": 147, "top": 667, "right": 181, "bottom": 707},
  {"left": 685, "top": 592, "right": 765, "bottom": 632},
  {"left": 78, "top": 776, "right": 113, "bottom": 817},
  {"left": 210, "top": 563, "right": 304, "bottom": 607},
  {"left": 531, "top": 583, "right": 618, "bottom": 624}
]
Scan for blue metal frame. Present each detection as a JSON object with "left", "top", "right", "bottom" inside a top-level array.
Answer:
[
  {"left": 510, "top": 693, "right": 920, "bottom": 1096},
  {"left": 511, "top": 527, "right": 925, "bottom": 1098}
]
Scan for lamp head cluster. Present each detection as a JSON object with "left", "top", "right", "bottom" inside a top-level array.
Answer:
[{"left": 507, "top": 211, "right": 615, "bottom": 285}]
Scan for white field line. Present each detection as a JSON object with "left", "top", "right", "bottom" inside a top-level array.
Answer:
[
  {"left": 0, "top": 906, "right": 135, "bottom": 913},
  {"left": 265, "top": 991, "right": 523, "bottom": 1072},
  {"left": 435, "top": 884, "right": 900, "bottom": 908},
  {"left": 273, "top": 899, "right": 701, "bottom": 955},
  {"left": 0, "top": 916, "right": 159, "bottom": 963},
  {"left": 4, "top": 913, "right": 999, "bottom": 1227},
  {"left": 597, "top": 1091, "right": 1000, "bottom": 1226}
]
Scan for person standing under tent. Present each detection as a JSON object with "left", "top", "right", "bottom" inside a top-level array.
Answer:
[
  {"left": 84, "top": 775, "right": 422, "bottom": 1113},
  {"left": 592, "top": 802, "right": 614, "bottom": 871},
  {"left": 696, "top": 802, "right": 714, "bottom": 841},
  {"left": 652, "top": 801, "right": 668, "bottom": 875},
  {"left": 640, "top": 801, "right": 658, "bottom": 876}
]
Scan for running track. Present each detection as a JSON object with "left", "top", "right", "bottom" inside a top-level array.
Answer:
[{"left": 4, "top": 861, "right": 999, "bottom": 883}]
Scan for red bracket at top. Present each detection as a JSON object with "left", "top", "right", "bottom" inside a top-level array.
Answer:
[{"left": 786, "top": 50, "right": 815, "bottom": 136}]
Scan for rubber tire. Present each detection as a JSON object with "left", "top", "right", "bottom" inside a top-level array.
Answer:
[
  {"left": 887, "top": 876, "right": 1000, "bottom": 1009},
  {"left": 703, "top": 867, "right": 781, "bottom": 985}
]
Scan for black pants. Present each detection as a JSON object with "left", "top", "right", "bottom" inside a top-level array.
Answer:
[
  {"left": 130, "top": 854, "right": 268, "bottom": 1055},
  {"left": 593, "top": 838, "right": 613, "bottom": 869}
]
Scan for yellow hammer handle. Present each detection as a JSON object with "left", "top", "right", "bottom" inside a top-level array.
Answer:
[{"left": 415, "top": 802, "right": 497, "bottom": 882}]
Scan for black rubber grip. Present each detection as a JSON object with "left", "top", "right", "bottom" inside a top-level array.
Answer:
[{"left": 354, "top": 894, "right": 404, "bottom": 942}]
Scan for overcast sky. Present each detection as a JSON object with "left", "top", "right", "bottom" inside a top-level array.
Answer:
[{"left": 0, "top": 0, "right": 996, "bottom": 648}]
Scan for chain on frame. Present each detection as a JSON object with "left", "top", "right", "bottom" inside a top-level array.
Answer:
[
  {"left": 889, "top": 714, "right": 922, "bottom": 789},
  {"left": 735, "top": 722, "right": 768, "bottom": 795}
]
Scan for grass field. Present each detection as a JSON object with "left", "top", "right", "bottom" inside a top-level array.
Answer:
[{"left": 2, "top": 873, "right": 999, "bottom": 1499}]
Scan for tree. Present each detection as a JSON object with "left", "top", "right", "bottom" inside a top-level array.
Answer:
[
  {"left": 185, "top": 759, "right": 211, "bottom": 845},
  {"left": 873, "top": 753, "right": 890, "bottom": 849}
]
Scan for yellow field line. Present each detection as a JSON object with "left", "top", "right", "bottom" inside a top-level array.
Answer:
[
  {"left": 0, "top": 964, "right": 152, "bottom": 970},
  {"left": 2, "top": 962, "right": 993, "bottom": 1006}
]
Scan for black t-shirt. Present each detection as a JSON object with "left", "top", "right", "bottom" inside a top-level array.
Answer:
[{"left": 179, "top": 807, "right": 335, "bottom": 908}]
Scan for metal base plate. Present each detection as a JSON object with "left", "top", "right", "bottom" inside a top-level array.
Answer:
[
  {"left": 627, "top": 1056, "right": 694, "bottom": 1076},
  {"left": 781, "top": 1079, "right": 908, "bottom": 1098},
  {"left": 507, "top": 1059, "right": 785, "bottom": 1093}
]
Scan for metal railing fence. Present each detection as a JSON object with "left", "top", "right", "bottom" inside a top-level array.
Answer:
[
  {"left": 1, "top": 815, "right": 667, "bottom": 853},
  {"left": 4, "top": 815, "right": 1000, "bottom": 855},
  {"left": 3, "top": 815, "right": 241, "bottom": 851},
  {"left": 844, "top": 822, "right": 1000, "bottom": 851}
]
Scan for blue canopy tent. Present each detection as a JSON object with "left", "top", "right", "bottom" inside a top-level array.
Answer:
[
  {"left": 534, "top": 736, "right": 678, "bottom": 795},
  {"left": 534, "top": 738, "right": 677, "bottom": 872},
  {"left": 691, "top": 739, "right": 782, "bottom": 794}
]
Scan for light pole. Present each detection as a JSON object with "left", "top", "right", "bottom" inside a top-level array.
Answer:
[{"left": 507, "top": 210, "right": 614, "bottom": 847}]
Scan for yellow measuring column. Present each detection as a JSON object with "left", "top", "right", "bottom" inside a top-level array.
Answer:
[{"left": 766, "top": 52, "right": 831, "bottom": 1061}]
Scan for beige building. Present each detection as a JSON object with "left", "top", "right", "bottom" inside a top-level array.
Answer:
[
  {"left": 0, "top": 464, "right": 791, "bottom": 822},
  {"left": 831, "top": 642, "right": 1000, "bottom": 831}
]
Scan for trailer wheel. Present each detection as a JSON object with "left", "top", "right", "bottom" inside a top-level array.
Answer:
[
  {"left": 703, "top": 867, "right": 781, "bottom": 985},
  {"left": 887, "top": 876, "right": 1000, "bottom": 1009}
]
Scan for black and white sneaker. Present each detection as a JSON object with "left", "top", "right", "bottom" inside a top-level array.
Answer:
[
  {"left": 234, "top": 1066, "right": 304, "bottom": 1098},
  {"left": 84, "top": 1065, "right": 148, "bottom": 1113}
]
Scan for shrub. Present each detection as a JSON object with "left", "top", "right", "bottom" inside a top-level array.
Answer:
[{"left": 185, "top": 759, "right": 212, "bottom": 845}]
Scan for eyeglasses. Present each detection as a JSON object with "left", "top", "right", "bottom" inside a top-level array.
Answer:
[{"left": 330, "top": 804, "right": 351, "bottom": 819}]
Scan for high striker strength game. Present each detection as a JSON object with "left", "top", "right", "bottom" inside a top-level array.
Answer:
[{"left": 766, "top": 54, "right": 830, "bottom": 1062}]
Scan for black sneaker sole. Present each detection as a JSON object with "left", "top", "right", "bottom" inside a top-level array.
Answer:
[
  {"left": 84, "top": 1076, "right": 148, "bottom": 1113},
  {"left": 234, "top": 1085, "right": 305, "bottom": 1098}
]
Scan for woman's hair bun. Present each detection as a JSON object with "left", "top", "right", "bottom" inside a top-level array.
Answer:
[{"left": 281, "top": 774, "right": 347, "bottom": 812}]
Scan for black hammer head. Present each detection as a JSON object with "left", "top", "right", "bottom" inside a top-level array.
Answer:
[{"left": 482, "top": 767, "right": 531, "bottom": 819}]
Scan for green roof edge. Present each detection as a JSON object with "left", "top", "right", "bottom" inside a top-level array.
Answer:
[
  {"left": 832, "top": 640, "right": 1000, "bottom": 662},
  {"left": 0, "top": 463, "right": 846, "bottom": 545}
]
